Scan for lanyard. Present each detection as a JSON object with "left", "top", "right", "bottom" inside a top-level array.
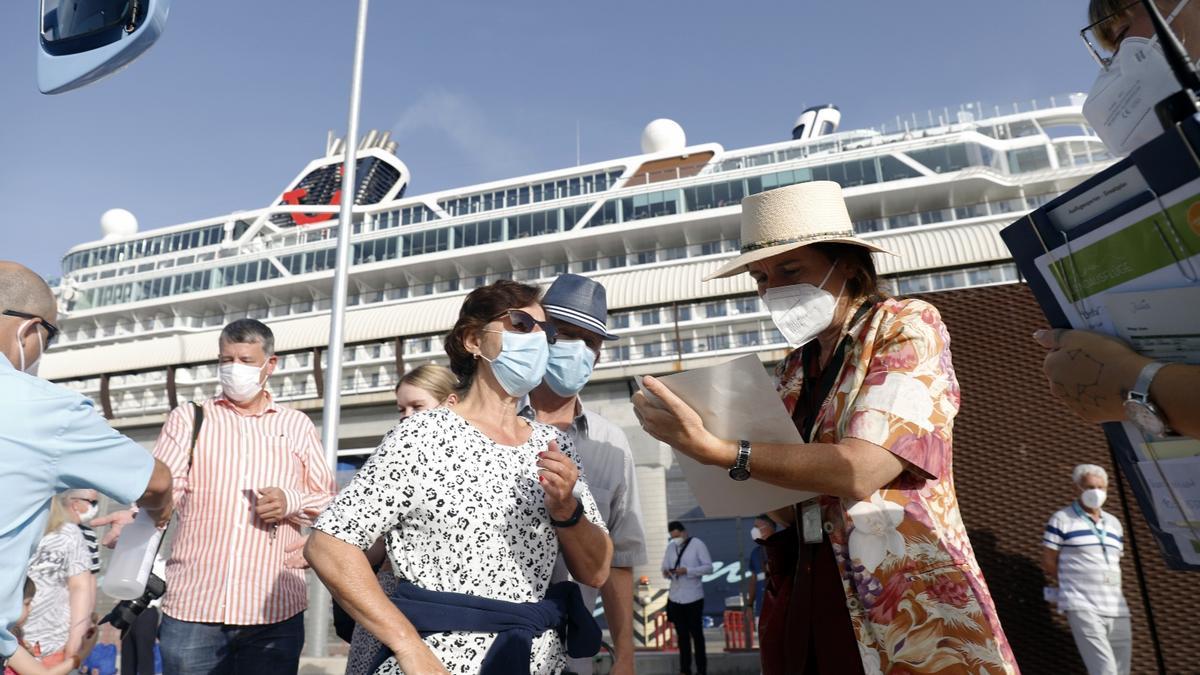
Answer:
[{"left": 1073, "top": 502, "right": 1109, "bottom": 565}]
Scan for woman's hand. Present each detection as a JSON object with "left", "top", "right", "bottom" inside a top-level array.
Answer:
[
  {"left": 1034, "top": 329, "right": 1149, "bottom": 423},
  {"left": 537, "top": 440, "right": 580, "bottom": 522},
  {"left": 632, "top": 376, "right": 734, "bottom": 467},
  {"left": 392, "top": 637, "right": 450, "bottom": 674}
]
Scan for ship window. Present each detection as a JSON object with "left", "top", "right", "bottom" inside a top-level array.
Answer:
[
  {"left": 878, "top": 156, "right": 922, "bottom": 182},
  {"left": 1007, "top": 146, "right": 1051, "bottom": 173}
]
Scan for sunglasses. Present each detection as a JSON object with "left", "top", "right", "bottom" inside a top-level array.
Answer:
[
  {"left": 488, "top": 309, "right": 558, "bottom": 344},
  {"left": 3, "top": 309, "right": 60, "bottom": 345}
]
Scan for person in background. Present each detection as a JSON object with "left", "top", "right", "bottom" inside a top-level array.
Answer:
[
  {"left": 745, "top": 515, "right": 776, "bottom": 621},
  {"left": 99, "top": 318, "right": 336, "bottom": 675},
  {"left": 661, "top": 521, "right": 712, "bottom": 675},
  {"left": 523, "top": 273, "right": 647, "bottom": 675},
  {"left": 306, "top": 280, "right": 611, "bottom": 674},
  {"left": 340, "top": 364, "right": 462, "bottom": 675},
  {"left": 395, "top": 363, "right": 460, "bottom": 421},
  {"left": 1043, "top": 464, "right": 1131, "bottom": 675},
  {"left": 22, "top": 495, "right": 97, "bottom": 666},
  {"left": 0, "top": 261, "right": 172, "bottom": 673},
  {"left": 1036, "top": 0, "right": 1200, "bottom": 440},
  {"left": 633, "top": 182, "right": 1017, "bottom": 674},
  {"left": 4, "top": 579, "right": 98, "bottom": 675}
]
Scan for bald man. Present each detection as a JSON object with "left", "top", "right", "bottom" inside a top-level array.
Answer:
[{"left": 0, "top": 261, "right": 173, "bottom": 670}]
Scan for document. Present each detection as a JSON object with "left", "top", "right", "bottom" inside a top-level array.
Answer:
[
  {"left": 639, "top": 354, "right": 816, "bottom": 518},
  {"left": 1136, "top": 457, "right": 1200, "bottom": 565}
]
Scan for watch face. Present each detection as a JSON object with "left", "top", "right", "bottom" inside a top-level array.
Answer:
[
  {"left": 1124, "top": 400, "right": 1167, "bottom": 437},
  {"left": 729, "top": 466, "right": 751, "bottom": 482}
]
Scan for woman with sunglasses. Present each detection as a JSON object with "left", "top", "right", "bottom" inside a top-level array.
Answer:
[
  {"left": 22, "top": 492, "right": 100, "bottom": 668},
  {"left": 306, "top": 280, "right": 612, "bottom": 675}
]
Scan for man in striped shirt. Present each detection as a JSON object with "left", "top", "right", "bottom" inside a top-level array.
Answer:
[
  {"left": 1042, "top": 464, "right": 1131, "bottom": 675},
  {"left": 103, "top": 319, "right": 336, "bottom": 674}
]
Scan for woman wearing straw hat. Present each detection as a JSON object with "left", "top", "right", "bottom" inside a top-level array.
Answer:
[{"left": 633, "top": 181, "right": 1018, "bottom": 674}]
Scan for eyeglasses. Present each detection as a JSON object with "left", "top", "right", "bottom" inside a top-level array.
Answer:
[
  {"left": 1081, "top": 0, "right": 1186, "bottom": 68},
  {"left": 2, "top": 309, "right": 60, "bottom": 346},
  {"left": 487, "top": 309, "right": 558, "bottom": 344}
]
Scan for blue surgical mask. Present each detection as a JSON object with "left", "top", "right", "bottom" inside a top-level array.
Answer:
[
  {"left": 481, "top": 330, "right": 550, "bottom": 397},
  {"left": 544, "top": 340, "right": 595, "bottom": 396}
]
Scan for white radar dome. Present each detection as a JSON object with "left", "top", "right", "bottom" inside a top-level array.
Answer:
[
  {"left": 640, "top": 118, "right": 686, "bottom": 154},
  {"left": 100, "top": 208, "right": 139, "bottom": 241}
]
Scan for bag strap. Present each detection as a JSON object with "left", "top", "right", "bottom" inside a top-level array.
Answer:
[
  {"left": 185, "top": 401, "right": 204, "bottom": 477},
  {"left": 673, "top": 537, "right": 693, "bottom": 570},
  {"left": 798, "top": 298, "right": 880, "bottom": 442}
]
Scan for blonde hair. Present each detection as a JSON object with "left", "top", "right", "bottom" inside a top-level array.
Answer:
[
  {"left": 397, "top": 364, "right": 459, "bottom": 404},
  {"left": 44, "top": 494, "right": 73, "bottom": 535}
]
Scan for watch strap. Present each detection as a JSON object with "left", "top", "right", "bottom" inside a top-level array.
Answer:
[
  {"left": 1130, "top": 361, "right": 1167, "bottom": 401},
  {"left": 550, "top": 498, "right": 585, "bottom": 528}
]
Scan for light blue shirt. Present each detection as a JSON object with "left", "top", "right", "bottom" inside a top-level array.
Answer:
[
  {"left": 661, "top": 536, "right": 713, "bottom": 605},
  {"left": 0, "top": 357, "right": 154, "bottom": 657}
]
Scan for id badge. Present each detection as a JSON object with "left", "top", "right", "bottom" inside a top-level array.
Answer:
[
  {"left": 1104, "top": 570, "right": 1122, "bottom": 586},
  {"left": 801, "top": 500, "right": 823, "bottom": 544}
]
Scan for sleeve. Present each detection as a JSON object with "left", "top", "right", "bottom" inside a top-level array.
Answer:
[
  {"left": 152, "top": 405, "right": 197, "bottom": 507},
  {"left": 313, "top": 428, "right": 410, "bottom": 550},
  {"left": 64, "top": 531, "right": 92, "bottom": 578},
  {"left": 54, "top": 395, "right": 155, "bottom": 505},
  {"left": 661, "top": 542, "right": 675, "bottom": 574},
  {"left": 843, "top": 301, "right": 958, "bottom": 480},
  {"left": 1043, "top": 512, "right": 1066, "bottom": 551},
  {"left": 281, "top": 415, "right": 337, "bottom": 526},
  {"left": 687, "top": 539, "right": 713, "bottom": 578},
  {"left": 559, "top": 430, "right": 607, "bottom": 533},
  {"left": 606, "top": 432, "right": 647, "bottom": 567}
]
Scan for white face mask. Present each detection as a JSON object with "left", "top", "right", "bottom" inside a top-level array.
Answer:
[
  {"left": 78, "top": 504, "right": 99, "bottom": 524},
  {"left": 1083, "top": 0, "right": 1195, "bottom": 157},
  {"left": 1081, "top": 487, "right": 1108, "bottom": 510},
  {"left": 762, "top": 261, "right": 843, "bottom": 348},
  {"left": 751, "top": 527, "right": 763, "bottom": 542},
  {"left": 16, "top": 320, "right": 45, "bottom": 376},
  {"left": 219, "top": 361, "right": 267, "bottom": 403},
  {"left": 671, "top": 536, "right": 686, "bottom": 547}
]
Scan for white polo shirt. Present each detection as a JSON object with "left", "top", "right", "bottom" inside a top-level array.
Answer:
[{"left": 1043, "top": 503, "right": 1129, "bottom": 617}]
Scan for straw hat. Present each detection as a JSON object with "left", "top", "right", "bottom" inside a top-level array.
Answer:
[{"left": 704, "top": 181, "right": 892, "bottom": 281}]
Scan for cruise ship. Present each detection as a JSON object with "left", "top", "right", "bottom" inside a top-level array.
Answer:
[{"left": 41, "top": 93, "right": 1114, "bottom": 648}]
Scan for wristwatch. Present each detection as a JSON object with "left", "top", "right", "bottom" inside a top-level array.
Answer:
[
  {"left": 728, "top": 440, "right": 752, "bottom": 481},
  {"left": 550, "top": 499, "right": 585, "bottom": 528},
  {"left": 1124, "top": 361, "right": 1171, "bottom": 438}
]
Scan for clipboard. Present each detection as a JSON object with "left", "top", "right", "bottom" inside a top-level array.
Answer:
[{"left": 1000, "top": 113, "right": 1200, "bottom": 570}]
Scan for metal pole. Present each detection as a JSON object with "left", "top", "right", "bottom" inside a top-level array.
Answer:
[{"left": 310, "top": 0, "right": 369, "bottom": 659}]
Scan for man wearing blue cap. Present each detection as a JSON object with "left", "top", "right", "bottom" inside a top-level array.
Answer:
[{"left": 522, "top": 274, "right": 647, "bottom": 675}]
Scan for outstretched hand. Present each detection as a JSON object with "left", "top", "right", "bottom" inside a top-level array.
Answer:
[{"left": 632, "top": 376, "right": 732, "bottom": 467}]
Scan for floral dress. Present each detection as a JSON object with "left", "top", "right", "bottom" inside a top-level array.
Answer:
[
  {"left": 776, "top": 297, "right": 1019, "bottom": 674},
  {"left": 314, "top": 407, "right": 606, "bottom": 675}
]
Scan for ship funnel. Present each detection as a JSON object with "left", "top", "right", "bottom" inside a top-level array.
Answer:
[{"left": 792, "top": 105, "right": 841, "bottom": 140}]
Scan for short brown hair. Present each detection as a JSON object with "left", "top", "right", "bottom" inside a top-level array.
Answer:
[
  {"left": 396, "top": 363, "right": 459, "bottom": 403},
  {"left": 809, "top": 242, "right": 885, "bottom": 301},
  {"left": 444, "top": 280, "right": 541, "bottom": 391}
]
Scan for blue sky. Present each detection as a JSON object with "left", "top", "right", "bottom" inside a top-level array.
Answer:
[{"left": 1, "top": 1, "right": 1099, "bottom": 278}]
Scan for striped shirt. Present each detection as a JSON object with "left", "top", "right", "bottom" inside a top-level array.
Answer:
[
  {"left": 1043, "top": 503, "right": 1129, "bottom": 617},
  {"left": 153, "top": 393, "right": 335, "bottom": 625},
  {"left": 78, "top": 525, "right": 102, "bottom": 574}
]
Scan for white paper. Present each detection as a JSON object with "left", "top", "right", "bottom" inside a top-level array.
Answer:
[
  {"left": 1136, "top": 457, "right": 1200, "bottom": 564},
  {"left": 1103, "top": 286, "right": 1200, "bottom": 364},
  {"left": 643, "top": 354, "right": 817, "bottom": 518}
]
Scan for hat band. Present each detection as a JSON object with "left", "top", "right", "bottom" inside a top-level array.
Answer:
[
  {"left": 740, "top": 230, "right": 856, "bottom": 253},
  {"left": 543, "top": 303, "right": 610, "bottom": 335}
]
